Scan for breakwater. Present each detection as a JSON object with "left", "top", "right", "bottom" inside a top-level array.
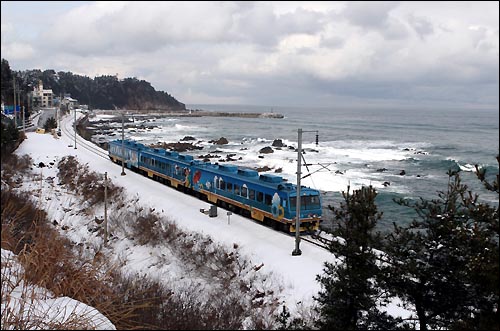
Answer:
[{"left": 90, "top": 109, "right": 284, "bottom": 119}]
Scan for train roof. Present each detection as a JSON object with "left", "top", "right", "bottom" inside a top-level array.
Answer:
[{"left": 110, "top": 139, "right": 319, "bottom": 195}]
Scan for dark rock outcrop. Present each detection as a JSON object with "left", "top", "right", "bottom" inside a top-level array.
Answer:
[{"left": 259, "top": 146, "right": 274, "bottom": 154}]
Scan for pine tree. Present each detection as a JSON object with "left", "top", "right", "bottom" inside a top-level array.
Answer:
[
  {"left": 43, "top": 117, "right": 58, "bottom": 131},
  {"left": 314, "top": 185, "right": 403, "bottom": 330},
  {"left": 381, "top": 164, "right": 499, "bottom": 330},
  {"left": 1, "top": 118, "right": 20, "bottom": 157}
]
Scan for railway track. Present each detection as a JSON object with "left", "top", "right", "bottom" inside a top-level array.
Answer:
[
  {"left": 59, "top": 112, "right": 344, "bottom": 256},
  {"left": 60, "top": 113, "right": 109, "bottom": 160},
  {"left": 300, "top": 234, "right": 331, "bottom": 251},
  {"left": 58, "top": 113, "right": 397, "bottom": 264}
]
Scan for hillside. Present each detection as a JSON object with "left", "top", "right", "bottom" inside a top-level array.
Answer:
[{"left": 1, "top": 58, "right": 185, "bottom": 111}]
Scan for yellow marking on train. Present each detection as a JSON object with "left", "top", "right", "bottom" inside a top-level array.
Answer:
[{"left": 251, "top": 209, "right": 264, "bottom": 222}]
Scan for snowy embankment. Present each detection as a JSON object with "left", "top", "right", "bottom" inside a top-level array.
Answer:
[
  {"left": 1, "top": 249, "right": 115, "bottom": 330},
  {"left": 9, "top": 112, "right": 412, "bottom": 326},
  {"left": 12, "top": 113, "right": 336, "bottom": 317}
]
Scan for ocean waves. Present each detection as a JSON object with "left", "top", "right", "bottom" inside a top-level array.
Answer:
[{"left": 89, "top": 105, "right": 498, "bottom": 230}]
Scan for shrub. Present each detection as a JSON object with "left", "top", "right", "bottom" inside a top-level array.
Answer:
[{"left": 57, "top": 156, "right": 123, "bottom": 209}]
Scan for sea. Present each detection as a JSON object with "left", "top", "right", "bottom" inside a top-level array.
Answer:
[{"left": 90, "top": 104, "right": 499, "bottom": 232}]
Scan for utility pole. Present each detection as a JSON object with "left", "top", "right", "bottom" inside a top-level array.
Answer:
[
  {"left": 292, "top": 128, "right": 303, "bottom": 256},
  {"left": 104, "top": 172, "right": 108, "bottom": 244},
  {"left": 74, "top": 108, "right": 77, "bottom": 149},
  {"left": 17, "top": 88, "right": 21, "bottom": 128},
  {"left": 13, "top": 77, "right": 16, "bottom": 127},
  {"left": 121, "top": 113, "right": 126, "bottom": 175},
  {"left": 57, "top": 94, "right": 62, "bottom": 136},
  {"left": 292, "top": 129, "right": 319, "bottom": 256}
]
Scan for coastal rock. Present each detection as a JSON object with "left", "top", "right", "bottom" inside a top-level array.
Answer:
[
  {"left": 256, "top": 165, "right": 272, "bottom": 172},
  {"left": 209, "top": 137, "right": 229, "bottom": 145},
  {"left": 150, "top": 142, "right": 203, "bottom": 152},
  {"left": 198, "top": 154, "right": 221, "bottom": 159},
  {"left": 272, "top": 139, "right": 286, "bottom": 147},
  {"left": 259, "top": 146, "right": 274, "bottom": 154}
]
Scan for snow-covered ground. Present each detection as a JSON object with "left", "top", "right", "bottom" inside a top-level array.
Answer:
[
  {"left": 1, "top": 249, "right": 116, "bottom": 330},
  {"left": 6, "top": 111, "right": 412, "bottom": 327}
]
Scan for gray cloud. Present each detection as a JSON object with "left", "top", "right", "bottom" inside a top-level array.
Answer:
[
  {"left": 1, "top": 1, "right": 498, "bottom": 110},
  {"left": 407, "top": 14, "right": 434, "bottom": 40}
]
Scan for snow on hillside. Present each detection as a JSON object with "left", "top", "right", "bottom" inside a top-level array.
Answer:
[
  {"left": 1, "top": 249, "right": 115, "bottom": 330},
  {"left": 8, "top": 112, "right": 412, "bottom": 327}
]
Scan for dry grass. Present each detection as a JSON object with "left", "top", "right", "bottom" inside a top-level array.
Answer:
[
  {"left": 0, "top": 153, "right": 32, "bottom": 188},
  {"left": 1, "top": 250, "right": 115, "bottom": 330},
  {"left": 57, "top": 156, "right": 123, "bottom": 209},
  {"left": 123, "top": 205, "right": 282, "bottom": 329},
  {"left": 1, "top": 189, "right": 47, "bottom": 254},
  {"left": 2, "top": 153, "right": 283, "bottom": 330},
  {"left": 0, "top": 189, "right": 146, "bottom": 330}
]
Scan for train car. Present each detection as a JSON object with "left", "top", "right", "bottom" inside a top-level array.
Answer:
[
  {"left": 108, "top": 139, "right": 322, "bottom": 233},
  {"left": 109, "top": 139, "right": 198, "bottom": 189},
  {"left": 190, "top": 163, "right": 322, "bottom": 232},
  {"left": 108, "top": 139, "right": 141, "bottom": 169}
]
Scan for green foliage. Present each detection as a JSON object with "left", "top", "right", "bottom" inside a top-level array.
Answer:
[
  {"left": 314, "top": 163, "right": 498, "bottom": 330},
  {"left": 1, "top": 117, "right": 23, "bottom": 157},
  {"left": 275, "top": 305, "right": 308, "bottom": 330},
  {"left": 381, "top": 164, "right": 499, "bottom": 330},
  {"left": 276, "top": 305, "right": 291, "bottom": 329},
  {"left": 1, "top": 58, "right": 186, "bottom": 111},
  {"left": 43, "top": 117, "right": 57, "bottom": 131},
  {"left": 314, "top": 186, "right": 406, "bottom": 330},
  {"left": 1, "top": 58, "right": 13, "bottom": 104},
  {"left": 475, "top": 155, "right": 500, "bottom": 194}
]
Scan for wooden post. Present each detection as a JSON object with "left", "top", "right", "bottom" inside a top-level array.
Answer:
[{"left": 104, "top": 172, "right": 108, "bottom": 244}]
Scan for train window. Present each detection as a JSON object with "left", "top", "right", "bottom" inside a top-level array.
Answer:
[
  {"left": 290, "top": 196, "right": 320, "bottom": 210},
  {"left": 257, "top": 191, "right": 263, "bottom": 203},
  {"left": 220, "top": 180, "right": 226, "bottom": 190},
  {"left": 234, "top": 184, "right": 240, "bottom": 195},
  {"left": 265, "top": 194, "right": 272, "bottom": 205},
  {"left": 241, "top": 186, "right": 248, "bottom": 198},
  {"left": 303, "top": 195, "right": 321, "bottom": 209},
  {"left": 227, "top": 182, "right": 233, "bottom": 192},
  {"left": 249, "top": 189, "right": 255, "bottom": 200}
]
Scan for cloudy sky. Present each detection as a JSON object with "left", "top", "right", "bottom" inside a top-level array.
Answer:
[{"left": 1, "top": 1, "right": 498, "bottom": 109}]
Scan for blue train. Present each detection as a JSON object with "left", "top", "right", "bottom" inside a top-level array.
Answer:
[{"left": 108, "top": 139, "right": 322, "bottom": 233}]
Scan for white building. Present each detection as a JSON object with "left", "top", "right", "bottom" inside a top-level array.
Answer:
[
  {"left": 31, "top": 80, "right": 53, "bottom": 108},
  {"left": 61, "top": 96, "right": 78, "bottom": 110}
]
